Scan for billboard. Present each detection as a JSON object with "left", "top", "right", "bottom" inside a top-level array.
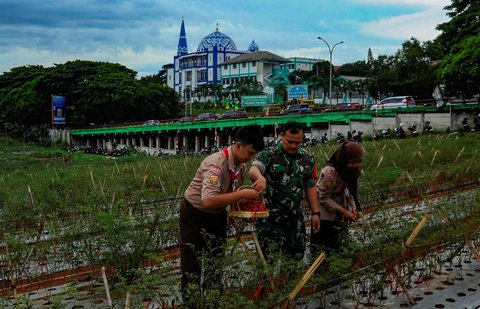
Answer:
[
  {"left": 52, "top": 95, "right": 66, "bottom": 125},
  {"left": 288, "top": 85, "right": 309, "bottom": 100}
]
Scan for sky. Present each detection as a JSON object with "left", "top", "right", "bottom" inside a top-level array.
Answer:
[{"left": 0, "top": 0, "right": 451, "bottom": 77}]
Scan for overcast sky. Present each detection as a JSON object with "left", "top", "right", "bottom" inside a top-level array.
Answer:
[{"left": 0, "top": 0, "right": 451, "bottom": 77}]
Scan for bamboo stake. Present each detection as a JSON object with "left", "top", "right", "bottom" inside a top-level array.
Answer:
[
  {"left": 395, "top": 213, "right": 430, "bottom": 306},
  {"left": 251, "top": 232, "right": 267, "bottom": 268},
  {"left": 90, "top": 170, "right": 95, "bottom": 187},
  {"left": 376, "top": 155, "right": 384, "bottom": 168},
  {"left": 101, "top": 266, "right": 113, "bottom": 307},
  {"left": 402, "top": 214, "right": 429, "bottom": 256},
  {"left": 323, "top": 151, "right": 329, "bottom": 161},
  {"left": 124, "top": 291, "right": 132, "bottom": 309},
  {"left": 111, "top": 193, "right": 116, "bottom": 209},
  {"left": 453, "top": 147, "right": 465, "bottom": 163},
  {"left": 465, "top": 238, "right": 480, "bottom": 261},
  {"left": 393, "top": 140, "right": 400, "bottom": 150},
  {"left": 159, "top": 178, "right": 166, "bottom": 193},
  {"left": 176, "top": 184, "right": 181, "bottom": 198},
  {"left": 430, "top": 150, "right": 438, "bottom": 166},
  {"left": 288, "top": 252, "right": 326, "bottom": 301}
]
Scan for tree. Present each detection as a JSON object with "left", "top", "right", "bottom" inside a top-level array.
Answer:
[
  {"left": 367, "top": 48, "right": 374, "bottom": 65},
  {"left": 312, "top": 60, "right": 332, "bottom": 99},
  {"left": 336, "top": 60, "right": 370, "bottom": 77},
  {"left": 436, "top": 0, "right": 480, "bottom": 55},
  {"left": 366, "top": 38, "right": 440, "bottom": 100},
  {"left": 435, "top": 0, "right": 480, "bottom": 98},
  {"left": 438, "top": 35, "right": 480, "bottom": 98},
  {"left": 0, "top": 60, "right": 181, "bottom": 131}
]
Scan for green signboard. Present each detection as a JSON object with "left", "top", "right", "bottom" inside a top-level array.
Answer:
[{"left": 241, "top": 95, "right": 269, "bottom": 107}]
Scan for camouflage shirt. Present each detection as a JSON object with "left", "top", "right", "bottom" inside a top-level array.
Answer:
[{"left": 251, "top": 142, "right": 317, "bottom": 259}]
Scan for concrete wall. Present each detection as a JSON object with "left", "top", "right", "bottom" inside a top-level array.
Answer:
[{"left": 48, "top": 128, "right": 71, "bottom": 144}]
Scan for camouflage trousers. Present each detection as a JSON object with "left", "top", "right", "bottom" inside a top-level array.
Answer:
[{"left": 255, "top": 207, "right": 306, "bottom": 261}]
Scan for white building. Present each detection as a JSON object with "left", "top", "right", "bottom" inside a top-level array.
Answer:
[{"left": 220, "top": 51, "right": 290, "bottom": 99}]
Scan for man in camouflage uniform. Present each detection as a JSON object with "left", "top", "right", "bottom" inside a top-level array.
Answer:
[{"left": 249, "top": 121, "right": 320, "bottom": 261}]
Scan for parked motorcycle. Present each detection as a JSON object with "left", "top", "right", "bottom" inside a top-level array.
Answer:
[
  {"left": 395, "top": 123, "right": 406, "bottom": 139},
  {"left": 382, "top": 128, "right": 393, "bottom": 139},
  {"left": 461, "top": 117, "right": 473, "bottom": 132},
  {"left": 352, "top": 131, "right": 363, "bottom": 143},
  {"left": 407, "top": 123, "right": 419, "bottom": 137},
  {"left": 347, "top": 130, "right": 354, "bottom": 142},
  {"left": 423, "top": 121, "right": 434, "bottom": 135},
  {"left": 336, "top": 132, "right": 346, "bottom": 143},
  {"left": 474, "top": 114, "right": 480, "bottom": 131},
  {"left": 320, "top": 133, "right": 329, "bottom": 144}
]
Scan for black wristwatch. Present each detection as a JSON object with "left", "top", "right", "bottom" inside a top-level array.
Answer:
[{"left": 312, "top": 212, "right": 320, "bottom": 217}]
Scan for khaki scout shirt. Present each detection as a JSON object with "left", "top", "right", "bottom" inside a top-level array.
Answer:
[
  {"left": 317, "top": 165, "right": 356, "bottom": 221},
  {"left": 184, "top": 147, "right": 245, "bottom": 214}
]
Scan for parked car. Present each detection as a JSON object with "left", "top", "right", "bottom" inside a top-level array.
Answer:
[
  {"left": 194, "top": 112, "right": 218, "bottom": 122},
  {"left": 144, "top": 119, "right": 160, "bottom": 125},
  {"left": 325, "top": 103, "right": 362, "bottom": 112},
  {"left": 310, "top": 104, "right": 328, "bottom": 113},
  {"left": 260, "top": 104, "right": 284, "bottom": 117},
  {"left": 284, "top": 103, "right": 310, "bottom": 114},
  {"left": 370, "top": 96, "right": 416, "bottom": 110},
  {"left": 220, "top": 109, "right": 248, "bottom": 119},
  {"left": 177, "top": 116, "right": 195, "bottom": 123}
]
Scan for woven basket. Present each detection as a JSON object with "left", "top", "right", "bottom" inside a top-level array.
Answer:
[{"left": 229, "top": 186, "right": 269, "bottom": 218}]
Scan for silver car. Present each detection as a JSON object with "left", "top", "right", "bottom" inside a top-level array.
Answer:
[{"left": 370, "top": 96, "right": 416, "bottom": 110}]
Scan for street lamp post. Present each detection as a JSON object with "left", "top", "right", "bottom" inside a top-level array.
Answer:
[{"left": 317, "top": 37, "right": 343, "bottom": 106}]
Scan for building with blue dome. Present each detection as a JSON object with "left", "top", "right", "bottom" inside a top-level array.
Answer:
[
  {"left": 166, "top": 19, "right": 321, "bottom": 105},
  {"left": 167, "top": 19, "right": 249, "bottom": 104}
]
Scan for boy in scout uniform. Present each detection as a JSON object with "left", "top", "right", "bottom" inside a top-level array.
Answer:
[{"left": 180, "top": 125, "right": 264, "bottom": 302}]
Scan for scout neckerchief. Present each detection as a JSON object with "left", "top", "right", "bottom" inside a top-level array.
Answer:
[{"left": 223, "top": 147, "right": 240, "bottom": 192}]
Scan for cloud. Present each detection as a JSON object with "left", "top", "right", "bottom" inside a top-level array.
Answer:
[
  {"left": 351, "top": 0, "right": 449, "bottom": 7},
  {"left": 361, "top": 6, "right": 449, "bottom": 41},
  {"left": 0, "top": 0, "right": 453, "bottom": 75}
]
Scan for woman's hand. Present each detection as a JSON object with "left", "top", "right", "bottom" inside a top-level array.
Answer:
[{"left": 344, "top": 210, "right": 358, "bottom": 222}]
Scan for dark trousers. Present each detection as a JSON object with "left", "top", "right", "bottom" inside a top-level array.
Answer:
[{"left": 180, "top": 198, "right": 227, "bottom": 298}]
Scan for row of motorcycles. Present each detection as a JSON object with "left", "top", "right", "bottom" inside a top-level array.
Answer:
[
  {"left": 374, "top": 121, "right": 434, "bottom": 140},
  {"left": 335, "top": 130, "right": 364, "bottom": 143}
]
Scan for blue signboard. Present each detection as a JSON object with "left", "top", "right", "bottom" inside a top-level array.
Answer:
[
  {"left": 288, "top": 85, "right": 309, "bottom": 99},
  {"left": 52, "top": 95, "right": 66, "bottom": 125}
]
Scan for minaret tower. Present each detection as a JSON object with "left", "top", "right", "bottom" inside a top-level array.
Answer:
[{"left": 177, "top": 18, "right": 188, "bottom": 56}]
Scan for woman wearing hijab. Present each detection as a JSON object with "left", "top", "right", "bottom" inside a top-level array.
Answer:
[{"left": 311, "top": 141, "right": 363, "bottom": 255}]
